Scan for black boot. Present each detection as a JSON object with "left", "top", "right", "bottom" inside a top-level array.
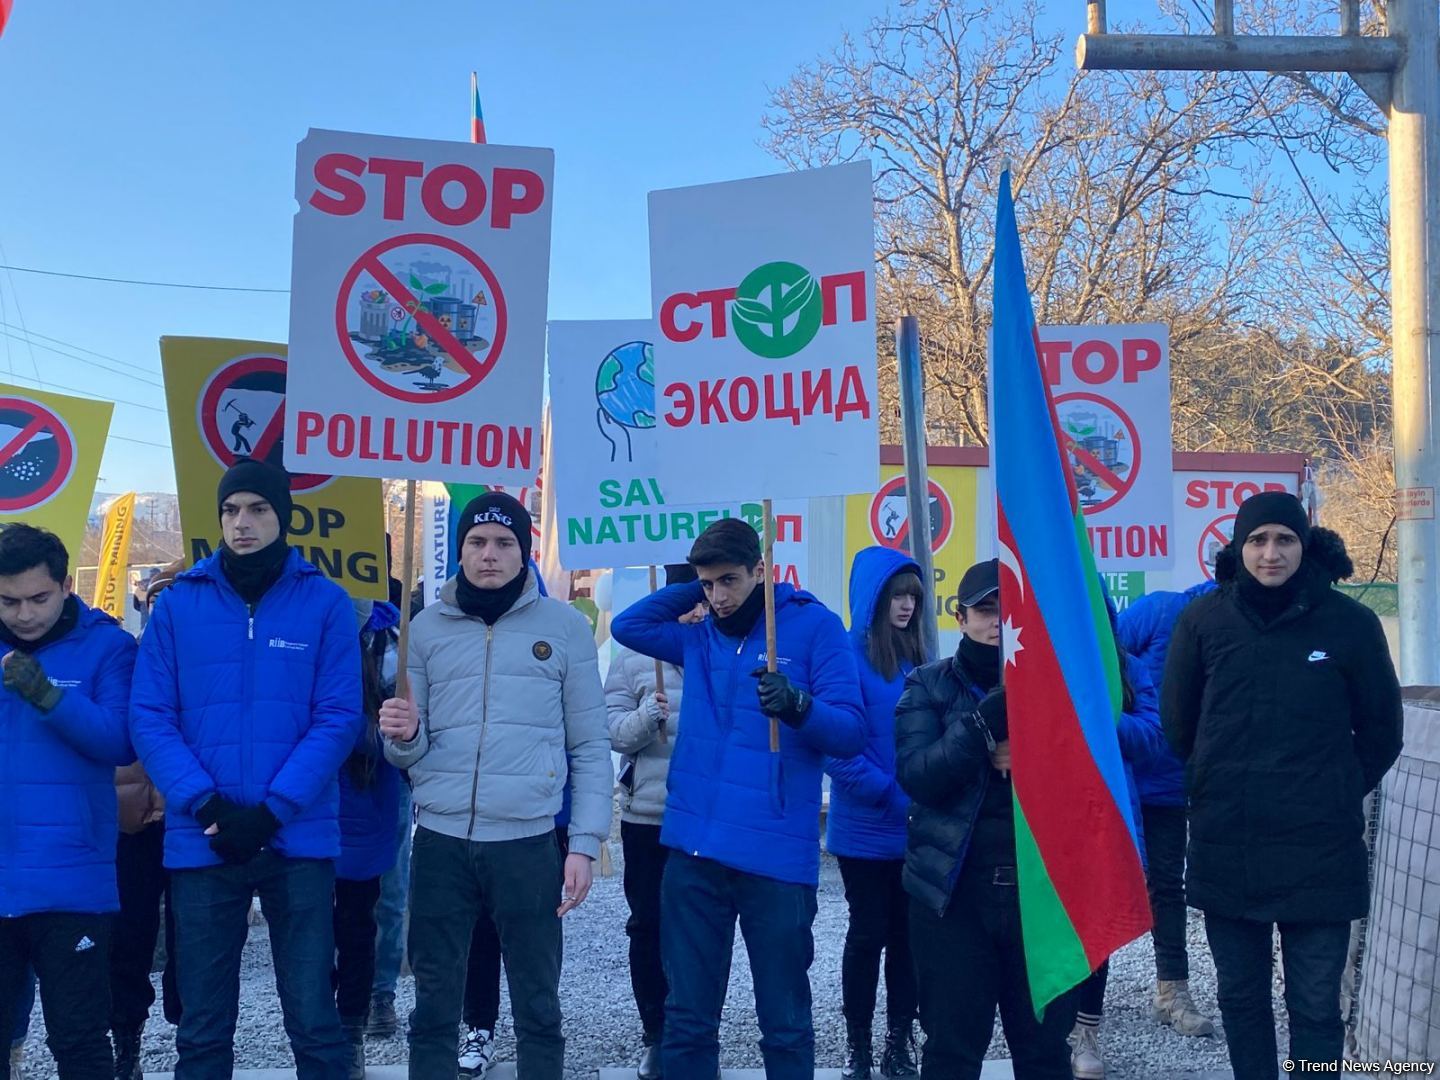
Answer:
[
  {"left": 879, "top": 1023, "right": 918, "bottom": 1078},
  {"left": 637, "top": 1041, "right": 663, "bottom": 1080},
  {"left": 112, "top": 1025, "right": 144, "bottom": 1080},
  {"left": 341, "top": 1018, "right": 366, "bottom": 1080},
  {"left": 842, "top": 1026, "right": 873, "bottom": 1080}
]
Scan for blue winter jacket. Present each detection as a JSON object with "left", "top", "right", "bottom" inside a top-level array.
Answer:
[
  {"left": 1116, "top": 582, "right": 1216, "bottom": 807},
  {"left": 824, "top": 548, "right": 925, "bottom": 861},
  {"left": 612, "top": 581, "right": 865, "bottom": 887},
  {"left": 129, "top": 549, "right": 363, "bottom": 870},
  {"left": 0, "top": 600, "right": 136, "bottom": 917},
  {"left": 338, "top": 602, "right": 402, "bottom": 882},
  {"left": 1117, "top": 653, "right": 1166, "bottom": 869}
]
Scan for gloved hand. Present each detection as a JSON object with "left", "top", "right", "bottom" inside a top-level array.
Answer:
[
  {"left": 208, "top": 804, "right": 281, "bottom": 865},
  {"left": 194, "top": 793, "right": 244, "bottom": 831},
  {"left": 643, "top": 690, "right": 670, "bottom": 726},
  {"left": 2, "top": 652, "right": 62, "bottom": 712},
  {"left": 974, "top": 687, "right": 1008, "bottom": 745},
  {"left": 750, "top": 668, "right": 811, "bottom": 729}
]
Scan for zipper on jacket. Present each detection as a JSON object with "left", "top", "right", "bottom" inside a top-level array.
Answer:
[{"left": 466, "top": 624, "right": 495, "bottom": 839}]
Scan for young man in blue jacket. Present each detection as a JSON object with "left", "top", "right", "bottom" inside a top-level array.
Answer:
[
  {"left": 612, "top": 518, "right": 865, "bottom": 1080},
  {"left": 0, "top": 524, "right": 137, "bottom": 1080},
  {"left": 130, "top": 458, "right": 362, "bottom": 1080}
]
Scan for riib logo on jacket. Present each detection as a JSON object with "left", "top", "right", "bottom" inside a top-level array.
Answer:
[{"left": 268, "top": 638, "right": 310, "bottom": 652}]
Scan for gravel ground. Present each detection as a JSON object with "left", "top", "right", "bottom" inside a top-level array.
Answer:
[{"left": 16, "top": 845, "right": 1278, "bottom": 1079}]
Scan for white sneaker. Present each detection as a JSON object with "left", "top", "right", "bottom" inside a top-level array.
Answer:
[
  {"left": 1070, "top": 1023, "right": 1104, "bottom": 1079},
  {"left": 459, "top": 1027, "right": 496, "bottom": 1079}
]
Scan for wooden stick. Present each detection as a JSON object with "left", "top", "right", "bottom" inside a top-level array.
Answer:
[
  {"left": 395, "top": 479, "right": 418, "bottom": 699},
  {"left": 648, "top": 564, "right": 667, "bottom": 745},
  {"left": 763, "top": 498, "right": 779, "bottom": 752}
]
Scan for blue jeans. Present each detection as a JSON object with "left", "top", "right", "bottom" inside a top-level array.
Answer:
[
  {"left": 371, "top": 784, "right": 412, "bottom": 997},
  {"left": 170, "top": 852, "right": 348, "bottom": 1080},
  {"left": 661, "top": 852, "right": 818, "bottom": 1080},
  {"left": 7, "top": 968, "right": 33, "bottom": 1046}
]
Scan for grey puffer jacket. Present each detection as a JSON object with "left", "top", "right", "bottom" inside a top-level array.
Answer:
[
  {"left": 384, "top": 571, "right": 613, "bottom": 859},
  {"left": 605, "top": 646, "right": 684, "bottom": 826}
]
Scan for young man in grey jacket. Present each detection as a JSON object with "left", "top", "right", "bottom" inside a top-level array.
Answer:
[
  {"left": 379, "top": 492, "right": 612, "bottom": 1080},
  {"left": 605, "top": 563, "right": 703, "bottom": 1080}
]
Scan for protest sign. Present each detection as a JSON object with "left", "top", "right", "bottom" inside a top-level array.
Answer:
[
  {"left": 549, "top": 318, "right": 812, "bottom": 571},
  {"left": 647, "top": 162, "right": 878, "bottom": 502},
  {"left": 284, "top": 129, "right": 553, "bottom": 485},
  {"left": 1171, "top": 454, "right": 1306, "bottom": 588},
  {"left": 161, "top": 336, "right": 387, "bottom": 599},
  {"left": 1035, "top": 324, "right": 1173, "bottom": 570},
  {"left": 0, "top": 383, "right": 111, "bottom": 559},
  {"left": 93, "top": 492, "right": 136, "bottom": 619}
]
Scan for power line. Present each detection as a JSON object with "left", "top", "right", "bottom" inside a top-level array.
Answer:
[
  {"left": 108, "top": 433, "right": 172, "bottom": 450},
  {"left": 0, "top": 328, "right": 164, "bottom": 388},
  {"left": 0, "top": 321, "right": 164, "bottom": 380},
  {"left": 0, "top": 370, "right": 165, "bottom": 414},
  {"left": 0, "top": 263, "right": 289, "bottom": 295}
]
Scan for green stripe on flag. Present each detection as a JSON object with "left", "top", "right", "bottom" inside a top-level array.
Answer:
[
  {"left": 1072, "top": 510, "right": 1121, "bottom": 715},
  {"left": 1014, "top": 801, "right": 1091, "bottom": 1014}
]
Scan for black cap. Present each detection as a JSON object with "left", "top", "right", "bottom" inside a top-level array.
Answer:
[
  {"left": 957, "top": 558, "right": 1000, "bottom": 608},
  {"left": 664, "top": 563, "right": 699, "bottom": 587},
  {"left": 457, "top": 491, "right": 533, "bottom": 566},
  {"left": 1232, "top": 491, "right": 1310, "bottom": 551},
  {"left": 217, "top": 457, "right": 294, "bottom": 537}
]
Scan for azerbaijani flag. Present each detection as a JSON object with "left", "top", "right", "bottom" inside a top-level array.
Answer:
[
  {"left": 471, "top": 71, "right": 487, "bottom": 145},
  {"left": 990, "top": 168, "right": 1152, "bottom": 1011},
  {"left": 0, "top": 0, "right": 13, "bottom": 39}
]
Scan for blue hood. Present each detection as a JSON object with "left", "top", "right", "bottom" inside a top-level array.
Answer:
[{"left": 847, "top": 546, "right": 923, "bottom": 644}]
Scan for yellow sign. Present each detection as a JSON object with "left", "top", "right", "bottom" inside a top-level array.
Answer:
[
  {"left": 843, "top": 463, "right": 980, "bottom": 626},
  {"left": 160, "top": 337, "right": 387, "bottom": 600},
  {"left": 0, "top": 383, "right": 112, "bottom": 561},
  {"left": 93, "top": 492, "right": 136, "bottom": 617}
]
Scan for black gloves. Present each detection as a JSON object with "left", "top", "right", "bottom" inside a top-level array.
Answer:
[
  {"left": 3, "top": 652, "right": 62, "bottom": 712},
  {"left": 208, "top": 804, "right": 282, "bottom": 865},
  {"left": 194, "top": 793, "right": 243, "bottom": 831},
  {"left": 751, "top": 668, "right": 811, "bottom": 729},
  {"left": 974, "top": 687, "right": 1008, "bottom": 745}
]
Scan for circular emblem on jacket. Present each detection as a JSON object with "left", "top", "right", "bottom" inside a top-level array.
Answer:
[{"left": 532, "top": 640, "right": 552, "bottom": 661}]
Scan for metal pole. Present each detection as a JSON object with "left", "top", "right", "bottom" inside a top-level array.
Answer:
[
  {"left": 1214, "top": 0, "right": 1234, "bottom": 37},
  {"left": 896, "top": 315, "right": 940, "bottom": 660},
  {"left": 1086, "top": 0, "right": 1106, "bottom": 36},
  {"left": 1340, "top": 0, "right": 1360, "bottom": 36},
  {"left": 1389, "top": 0, "right": 1440, "bottom": 685}
]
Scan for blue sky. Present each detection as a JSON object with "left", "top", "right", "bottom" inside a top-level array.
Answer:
[{"left": 0, "top": 0, "right": 1198, "bottom": 493}]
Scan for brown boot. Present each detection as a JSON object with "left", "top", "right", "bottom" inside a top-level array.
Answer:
[{"left": 1153, "top": 979, "right": 1216, "bottom": 1037}]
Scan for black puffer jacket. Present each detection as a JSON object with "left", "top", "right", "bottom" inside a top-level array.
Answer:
[
  {"left": 1162, "top": 528, "right": 1403, "bottom": 923},
  {"left": 893, "top": 657, "right": 990, "bottom": 916}
]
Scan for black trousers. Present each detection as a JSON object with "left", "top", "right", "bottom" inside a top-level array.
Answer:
[
  {"left": 112, "top": 822, "right": 180, "bottom": 1032},
  {"left": 333, "top": 877, "right": 382, "bottom": 1025},
  {"left": 1204, "top": 913, "right": 1350, "bottom": 1079},
  {"left": 462, "top": 826, "right": 568, "bottom": 1033},
  {"left": 621, "top": 821, "right": 669, "bottom": 1043},
  {"left": 836, "top": 855, "right": 916, "bottom": 1034},
  {"left": 1141, "top": 804, "right": 1190, "bottom": 982},
  {"left": 911, "top": 866, "right": 1079, "bottom": 1080},
  {"left": 1075, "top": 960, "right": 1108, "bottom": 1017},
  {"left": 0, "top": 912, "right": 113, "bottom": 1080},
  {"left": 408, "top": 828, "right": 565, "bottom": 1080}
]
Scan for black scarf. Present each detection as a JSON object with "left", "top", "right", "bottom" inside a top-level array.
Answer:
[
  {"left": 0, "top": 595, "right": 79, "bottom": 653},
  {"left": 455, "top": 566, "right": 528, "bottom": 625},
  {"left": 1236, "top": 563, "right": 1305, "bottom": 625},
  {"left": 220, "top": 539, "right": 290, "bottom": 607},
  {"left": 713, "top": 582, "right": 766, "bottom": 639},
  {"left": 956, "top": 635, "right": 1001, "bottom": 693}
]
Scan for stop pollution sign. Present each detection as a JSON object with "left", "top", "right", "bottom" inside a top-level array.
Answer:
[{"left": 284, "top": 129, "right": 554, "bottom": 485}]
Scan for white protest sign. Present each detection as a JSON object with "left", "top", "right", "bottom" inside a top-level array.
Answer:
[
  {"left": 284, "top": 129, "right": 553, "bottom": 485},
  {"left": 1039, "top": 324, "right": 1173, "bottom": 571},
  {"left": 549, "top": 318, "right": 812, "bottom": 572},
  {"left": 1172, "top": 466, "right": 1301, "bottom": 589},
  {"left": 420, "top": 481, "right": 450, "bottom": 607},
  {"left": 647, "top": 162, "right": 879, "bottom": 502}
]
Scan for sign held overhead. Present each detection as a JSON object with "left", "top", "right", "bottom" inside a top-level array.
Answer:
[{"left": 284, "top": 129, "right": 554, "bottom": 485}]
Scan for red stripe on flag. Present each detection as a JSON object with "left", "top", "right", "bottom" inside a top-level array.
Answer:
[
  {"left": 998, "top": 507, "right": 1152, "bottom": 965},
  {"left": 0, "top": 0, "right": 13, "bottom": 38}
]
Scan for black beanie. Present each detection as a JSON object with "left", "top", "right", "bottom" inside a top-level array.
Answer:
[
  {"left": 457, "top": 491, "right": 532, "bottom": 566},
  {"left": 217, "top": 457, "right": 294, "bottom": 537},
  {"left": 1232, "top": 491, "right": 1309, "bottom": 551},
  {"left": 665, "top": 563, "right": 699, "bottom": 587}
]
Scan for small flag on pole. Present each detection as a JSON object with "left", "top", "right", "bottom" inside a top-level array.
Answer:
[
  {"left": 471, "top": 71, "right": 487, "bottom": 145},
  {"left": 990, "top": 167, "right": 1152, "bottom": 1012}
]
